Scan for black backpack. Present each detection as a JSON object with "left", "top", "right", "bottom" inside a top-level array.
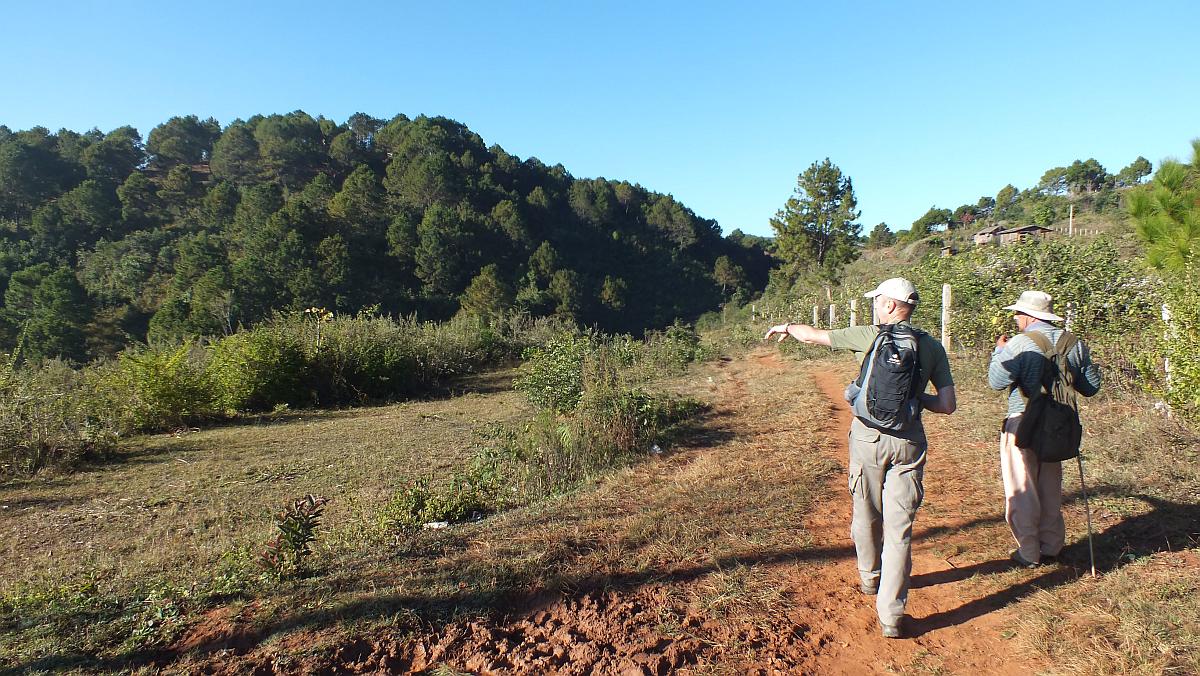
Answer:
[
  {"left": 844, "top": 324, "right": 923, "bottom": 431},
  {"left": 1014, "top": 330, "right": 1083, "bottom": 462}
]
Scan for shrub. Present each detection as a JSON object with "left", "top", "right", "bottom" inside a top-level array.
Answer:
[
  {"left": 645, "top": 322, "right": 709, "bottom": 372},
  {"left": 379, "top": 473, "right": 496, "bottom": 533},
  {"left": 0, "top": 356, "right": 117, "bottom": 476},
  {"left": 488, "top": 388, "right": 704, "bottom": 502},
  {"left": 905, "top": 238, "right": 1160, "bottom": 348},
  {"left": 208, "top": 326, "right": 309, "bottom": 412},
  {"left": 258, "top": 494, "right": 330, "bottom": 579},
  {"left": 1160, "top": 275, "right": 1200, "bottom": 423},
  {"left": 105, "top": 342, "right": 221, "bottom": 432},
  {"left": 514, "top": 333, "right": 592, "bottom": 412}
]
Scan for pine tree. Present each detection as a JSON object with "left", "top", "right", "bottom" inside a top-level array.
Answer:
[{"left": 769, "top": 158, "right": 861, "bottom": 284}]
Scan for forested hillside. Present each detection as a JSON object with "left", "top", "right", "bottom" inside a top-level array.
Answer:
[{"left": 0, "top": 112, "right": 772, "bottom": 362}]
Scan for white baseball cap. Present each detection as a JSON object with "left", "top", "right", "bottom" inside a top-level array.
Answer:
[{"left": 864, "top": 278, "right": 920, "bottom": 306}]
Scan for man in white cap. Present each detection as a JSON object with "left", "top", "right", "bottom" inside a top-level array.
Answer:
[
  {"left": 765, "top": 278, "right": 956, "bottom": 638},
  {"left": 989, "top": 290, "right": 1101, "bottom": 568}
]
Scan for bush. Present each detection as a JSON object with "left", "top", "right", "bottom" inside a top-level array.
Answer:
[
  {"left": 0, "top": 356, "right": 117, "bottom": 476},
  {"left": 514, "top": 333, "right": 592, "bottom": 413},
  {"left": 905, "top": 238, "right": 1160, "bottom": 349},
  {"left": 378, "top": 326, "right": 707, "bottom": 536},
  {"left": 1, "top": 310, "right": 569, "bottom": 477},
  {"left": 105, "top": 342, "right": 221, "bottom": 432},
  {"left": 379, "top": 472, "right": 496, "bottom": 533},
  {"left": 258, "top": 494, "right": 330, "bottom": 579},
  {"left": 645, "top": 322, "right": 714, "bottom": 372},
  {"left": 1160, "top": 275, "right": 1200, "bottom": 423},
  {"left": 208, "top": 326, "right": 309, "bottom": 412},
  {"left": 484, "top": 386, "right": 704, "bottom": 503}
]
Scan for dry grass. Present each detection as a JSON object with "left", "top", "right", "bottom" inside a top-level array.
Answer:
[
  {"left": 0, "top": 370, "right": 529, "bottom": 668},
  {"left": 1, "top": 352, "right": 839, "bottom": 672},
  {"left": 1018, "top": 552, "right": 1200, "bottom": 675}
]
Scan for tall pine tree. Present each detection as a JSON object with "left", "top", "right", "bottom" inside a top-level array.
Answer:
[{"left": 769, "top": 158, "right": 861, "bottom": 286}]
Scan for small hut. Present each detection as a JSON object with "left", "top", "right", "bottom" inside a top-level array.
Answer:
[
  {"left": 998, "top": 224, "right": 1052, "bottom": 244},
  {"left": 973, "top": 224, "right": 1005, "bottom": 246}
]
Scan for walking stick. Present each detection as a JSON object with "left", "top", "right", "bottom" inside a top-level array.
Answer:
[{"left": 1075, "top": 452, "right": 1097, "bottom": 577}]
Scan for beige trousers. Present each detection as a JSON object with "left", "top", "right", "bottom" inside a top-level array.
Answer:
[
  {"left": 999, "top": 417, "right": 1065, "bottom": 563},
  {"left": 847, "top": 417, "right": 926, "bottom": 626}
]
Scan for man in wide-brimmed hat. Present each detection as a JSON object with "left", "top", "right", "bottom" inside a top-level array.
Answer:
[{"left": 989, "top": 290, "right": 1102, "bottom": 568}]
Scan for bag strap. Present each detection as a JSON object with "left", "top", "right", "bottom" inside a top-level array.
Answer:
[
  {"left": 855, "top": 328, "right": 886, "bottom": 386},
  {"left": 1020, "top": 329, "right": 1079, "bottom": 407}
]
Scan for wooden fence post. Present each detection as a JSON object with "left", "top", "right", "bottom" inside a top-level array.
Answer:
[
  {"left": 941, "top": 283, "right": 952, "bottom": 350},
  {"left": 850, "top": 299, "right": 858, "bottom": 327},
  {"left": 812, "top": 304, "right": 819, "bottom": 327},
  {"left": 829, "top": 303, "right": 837, "bottom": 328},
  {"left": 1163, "top": 303, "right": 1173, "bottom": 389}
]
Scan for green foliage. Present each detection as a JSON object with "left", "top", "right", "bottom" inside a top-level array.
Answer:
[
  {"left": 770, "top": 158, "right": 861, "bottom": 285},
  {"left": 258, "top": 494, "right": 329, "bottom": 579},
  {"left": 514, "top": 333, "right": 592, "bottom": 412},
  {"left": 2, "top": 113, "right": 769, "bottom": 362},
  {"left": 208, "top": 326, "right": 308, "bottom": 411},
  {"left": 903, "top": 237, "right": 1159, "bottom": 349},
  {"left": 106, "top": 341, "right": 220, "bottom": 432},
  {"left": 1032, "top": 202, "right": 1056, "bottom": 226},
  {"left": 1115, "top": 156, "right": 1153, "bottom": 188},
  {"left": 6, "top": 265, "right": 92, "bottom": 363},
  {"left": 459, "top": 263, "right": 514, "bottom": 321},
  {"left": 146, "top": 115, "right": 221, "bottom": 168},
  {"left": 1160, "top": 273, "right": 1200, "bottom": 423},
  {"left": 379, "top": 473, "right": 495, "bottom": 533},
  {"left": 865, "top": 222, "right": 896, "bottom": 249},
  {"left": 1, "top": 311, "right": 562, "bottom": 478},
  {"left": 1128, "top": 140, "right": 1200, "bottom": 271},
  {"left": 909, "top": 206, "right": 953, "bottom": 236},
  {"left": 0, "top": 354, "right": 117, "bottom": 476},
  {"left": 644, "top": 322, "right": 714, "bottom": 372}
]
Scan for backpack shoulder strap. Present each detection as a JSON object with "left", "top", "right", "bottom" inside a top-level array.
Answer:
[
  {"left": 1052, "top": 331, "right": 1079, "bottom": 393},
  {"left": 1021, "top": 330, "right": 1053, "bottom": 355},
  {"left": 1018, "top": 330, "right": 1056, "bottom": 397},
  {"left": 855, "top": 327, "right": 885, "bottom": 386},
  {"left": 1055, "top": 331, "right": 1079, "bottom": 361}
]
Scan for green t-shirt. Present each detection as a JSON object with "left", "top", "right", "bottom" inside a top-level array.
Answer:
[{"left": 828, "top": 321, "right": 955, "bottom": 398}]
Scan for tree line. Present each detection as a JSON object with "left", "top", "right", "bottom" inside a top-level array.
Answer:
[
  {"left": 0, "top": 112, "right": 773, "bottom": 363},
  {"left": 763, "top": 152, "right": 1154, "bottom": 298},
  {"left": 864, "top": 155, "right": 1153, "bottom": 249}
]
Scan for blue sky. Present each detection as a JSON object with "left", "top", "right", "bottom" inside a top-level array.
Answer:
[{"left": 2, "top": 1, "right": 1198, "bottom": 237}]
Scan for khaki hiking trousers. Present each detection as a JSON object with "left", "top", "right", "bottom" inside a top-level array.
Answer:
[
  {"left": 999, "top": 416, "right": 1065, "bottom": 563},
  {"left": 847, "top": 417, "right": 926, "bottom": 627}
]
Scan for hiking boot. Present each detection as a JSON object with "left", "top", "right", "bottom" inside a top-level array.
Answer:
[
  {"left": 881, "top": 621, "right": 903, "bottom": 639},
  {"left": 1010, "top": 550, "right": 1040, "bottom": 569},
  {"left": 859, "top": 583, "right": 878, "bottom": 595}
]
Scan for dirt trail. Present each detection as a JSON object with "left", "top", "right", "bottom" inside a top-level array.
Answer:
[{"left": 174, "top": 349, "right": 1048, "bottom": 675}]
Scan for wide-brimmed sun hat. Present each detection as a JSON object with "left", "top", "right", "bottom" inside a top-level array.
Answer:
[
  {"left": 864, "top": 278, "right": 919, "bottom": 306},
  {"left": 1003, "top": 290, "right": 1063, "bottom": 322}
]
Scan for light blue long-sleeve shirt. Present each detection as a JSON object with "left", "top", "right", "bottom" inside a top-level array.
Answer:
[{"left": 988, "top": 321, "right": 1102, "bottom": 417}]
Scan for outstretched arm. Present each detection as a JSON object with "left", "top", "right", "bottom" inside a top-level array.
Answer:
[{"left": 764, "top": 323, "right": 832, "bottom": 346}]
